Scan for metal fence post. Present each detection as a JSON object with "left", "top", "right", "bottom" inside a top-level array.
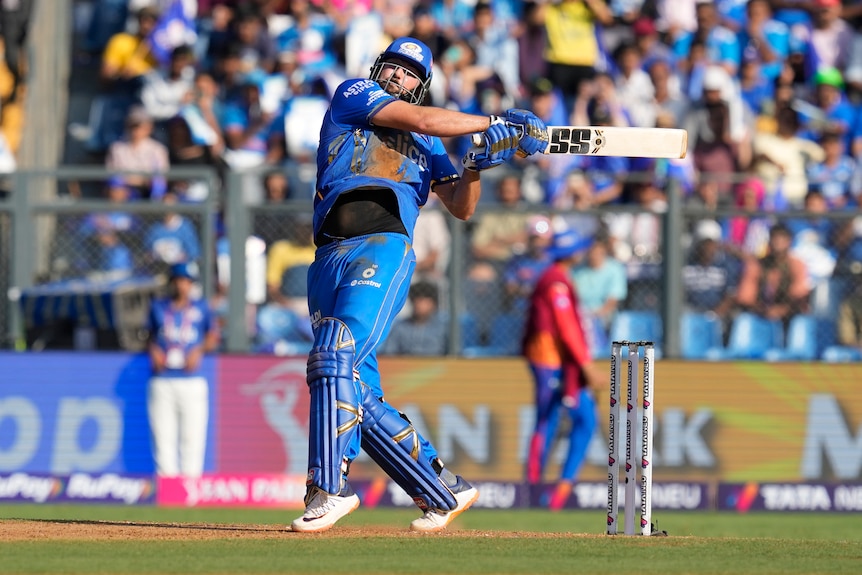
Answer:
[
  {"left": 662, "top": 176, "right": 684, "bottom": 359},
  {"left": 201, "top": 172, "right": 218, "bottom": 301},
  {"left": 225, "top": 171, "right": 250, "bottom": 353},
  {"left": 9, "top": 172, "right": 33, "bottom": 349},
  {"left": 448, "top": 217, "right": 466, "bottom": 356}
]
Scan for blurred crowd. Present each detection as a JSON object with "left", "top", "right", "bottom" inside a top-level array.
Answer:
[{"left": 65, "top": 0, "right": 862, "bottom": 359}]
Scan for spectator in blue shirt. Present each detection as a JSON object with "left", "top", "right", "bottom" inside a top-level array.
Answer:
[
  {"left": 672, "top": 1, "right": 740, "bottom": 76},
  {"left": 145, "top": 190, "right": 202, "bottom": 269},
  {"left": 786, "top": 189, "right": 838, "bottom": 287},
  {"left": 737, "top": 0, "right": 790, "bottom": 83},
  {"left": 503, "top": 215, "right": 553, "bottom": 315},
  {"left": 799, "top": 68, "right": 857, "bottom": 148},
  {"left": 571, "top": 231, "right": 628, "bottom": 352},
  {"left": 220, "top": 72, "right": 286, "bottom": 170},
  {"left": 806, "top": 129, "right": 858, "bottom": 209},
  {"left": 682, "top": 219, "right": 742, "bottom": 335},
  {"left": 739, "top": 56, "right": 774, "bottom": 117},
  {"left": 275, "top": 0, "right": 338, "bottom": 78}
]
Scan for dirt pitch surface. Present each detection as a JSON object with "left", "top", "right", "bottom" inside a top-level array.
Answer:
[{"left": 1, "top": 519, "right": 593, "bottom": 541}]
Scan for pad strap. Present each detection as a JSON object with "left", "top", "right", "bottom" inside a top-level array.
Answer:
[
  {"left": 306, "top": 317, "right": 361, "bottom": 494},
  {"left": 359, "top": 385, "right": 457, "bottom": 511}
]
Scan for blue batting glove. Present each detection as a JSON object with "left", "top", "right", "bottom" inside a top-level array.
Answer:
[
  {"left": 500, "top": 108, "right": 549, "bottom": 156},
  {"left": 462, "top": 118, "right": 520, "bottom": 171}
]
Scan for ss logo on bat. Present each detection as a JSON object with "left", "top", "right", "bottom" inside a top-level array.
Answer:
[{"left": 548, "top": 128, "right": 592, "bottom": 154}]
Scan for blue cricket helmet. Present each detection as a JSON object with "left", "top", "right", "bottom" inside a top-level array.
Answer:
[
  {"left": 547, "top": 229, "right": 593, "bottom": 261},
  {"left": 369, "top": 37, "right": 433, "bottom": 105},
  {"left": 169, "top": 261, "right": 199, "bottom": 281}
]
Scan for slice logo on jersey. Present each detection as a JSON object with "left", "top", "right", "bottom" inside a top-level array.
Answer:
[
  {"left": 397, "top": 42, "right": 425, "bottom": 62},
  {"left": 380, "top": 131, "right": 430, "bottom": 169}
]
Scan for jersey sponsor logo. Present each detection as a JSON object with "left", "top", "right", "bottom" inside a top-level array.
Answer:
[
  {"left": 367, "top": 89, "right": 387, "bottom": 106},
  {"left": 162, "top": 322, "right": 200, "bottom": 344},
  {"left": 382, "top": 132, "right": 429, "bottom": 169},
  {"left": 342, "top": 79, "right": 377, "bottom": 98},
  {"left": 310, "top": 309, "right": 322, "bottom": 328},
  {"left": 351, "top": 265, "right": 382, "bottom": 287}
]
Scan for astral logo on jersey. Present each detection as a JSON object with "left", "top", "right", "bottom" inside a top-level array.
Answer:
[{"left": 343, "top": 79, "right": 376, "bottom": 98}]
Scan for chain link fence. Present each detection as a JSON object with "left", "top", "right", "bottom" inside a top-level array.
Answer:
[
  {"left": 3, "top": 167, "right": 862, "bottom": 361},
  {"left": 42, "top": 210, "right": 207, "bottom": 283},
  {"left": 0, "top": 210, "right": 10, "bottom": 348},
  {"left": 6, "top": 168, "right": 218, "bottom": 352}
]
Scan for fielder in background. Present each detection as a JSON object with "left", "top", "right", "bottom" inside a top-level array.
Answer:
[
  {"left": 522, "top": 228, "right": 604, "bottom": 510},
  {"left": 146, "top": 262, "right": 219, "bottom": 477},
  {"left": 291, "top": 36, "right": 548, "bottom": 533}
]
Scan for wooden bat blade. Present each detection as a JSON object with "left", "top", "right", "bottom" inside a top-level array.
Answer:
[
  {"left": 470, "top": 126, "right": 688, "bottom": 159},
  {"left": 545, "top": 126, "right": 687, "bottom": 158}
]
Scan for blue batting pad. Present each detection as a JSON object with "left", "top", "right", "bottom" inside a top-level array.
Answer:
[
  {"left": 360, "top": 385, "right": 457, "bottom": 512},
  {"left": 306, "top": 317, "right": 361, "bottom": 494}
]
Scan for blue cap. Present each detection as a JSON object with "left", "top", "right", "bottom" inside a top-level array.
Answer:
[
  {"left": 240, "top": 68, "right": 268, "bottom": 91},
  {"left": 169, "top": 261, "right": 199, "bottom": 281},
  {"left": 547, "top": 229, "right": 593, "bottom": 261},
  {"left": 380, "top": 37, "right": 433, "bottom": 82}
]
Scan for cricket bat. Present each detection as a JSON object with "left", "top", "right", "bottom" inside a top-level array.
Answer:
[{"left": 471, "top": 126, "right": 688, "bottom": 159}]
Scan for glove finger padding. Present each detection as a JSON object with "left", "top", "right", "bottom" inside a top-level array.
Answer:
[
  {"left": 462, "top": 121, "right": 520, "bottom": 172},
  {"left": 502, "top": 108, "right": 548, "bottom": 156}
]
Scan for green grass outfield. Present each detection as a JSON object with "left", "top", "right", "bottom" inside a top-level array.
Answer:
[{"left": 1, "top": 505, "right": 861, "bottom": 574}]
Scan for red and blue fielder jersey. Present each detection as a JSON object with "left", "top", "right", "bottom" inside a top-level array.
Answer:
[{"left": 522, "top": 262, "right": 592, "bottom": 398}]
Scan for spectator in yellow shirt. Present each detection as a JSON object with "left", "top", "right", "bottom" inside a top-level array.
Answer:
[{"left": 101, "top": 6, "right": 160, "bottom": 91}]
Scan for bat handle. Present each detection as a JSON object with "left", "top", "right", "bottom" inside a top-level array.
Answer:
[{"left": 470, "top": 132, "right": 528, "bottom": 158}]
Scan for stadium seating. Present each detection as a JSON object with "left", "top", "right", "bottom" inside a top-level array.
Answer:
[
  {"left": 680, "top": 311, "right": 724, "bottom": 360},
  {"left": 609, "top": 310, "right": 663, "bottom": 357},
  {"left": 459, "top": 312, "right": 481, "bottom": 352},
  {"left": 463, "top": 311, "right": 524, "bottom": 357},
  {"left": 763, "top": 314, "right": 819, "bottom": 361},
  {"left": 821, "top": 345, "right": 862, "bottom": 362},
  {"left": 705, "top": 312, "right": 783, "bottom": 360}
]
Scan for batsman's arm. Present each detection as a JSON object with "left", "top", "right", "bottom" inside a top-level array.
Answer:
[
  {"left": 371, "top": 99, "right": 493, "bottom": 137},
  {"left": 434, "top": 169, "right": 482, "bottom": 221},
  {"left": 436, "top": 121, "right": 520, "bottom": 219}
]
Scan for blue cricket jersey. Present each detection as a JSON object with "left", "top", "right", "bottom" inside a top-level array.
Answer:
[
  {"left": 313, "top": 78, "right": 460, "bottom": 244},
  {"left": 148, "top": 297, "right": 213, "bottom": 378}
]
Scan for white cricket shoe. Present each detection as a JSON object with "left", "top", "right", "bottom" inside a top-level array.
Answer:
[
  {"left": 409, "top": 477, "right": 479, "bottom": 533},
  {"left": 290, "top": 485, "right": 360, "bottom": 533}
]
